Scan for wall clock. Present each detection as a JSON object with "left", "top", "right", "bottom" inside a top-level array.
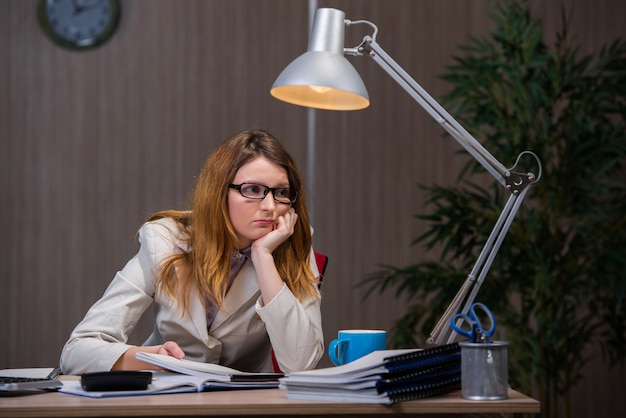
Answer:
[{"left": 38, "top": 0, "right": 121, "bottom": 51}]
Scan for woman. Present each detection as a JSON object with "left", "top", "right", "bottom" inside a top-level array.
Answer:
[{"left": 60, "top": 129, "right": 324, "bottom": 375}]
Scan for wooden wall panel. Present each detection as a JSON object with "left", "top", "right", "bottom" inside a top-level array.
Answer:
[{"left": 1, "top": 1, "right": 624, "bottom": 416}]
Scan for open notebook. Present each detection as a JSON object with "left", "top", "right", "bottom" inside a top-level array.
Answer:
[{"left": 60, "top": 354, "right": 283, "bottom": 398}]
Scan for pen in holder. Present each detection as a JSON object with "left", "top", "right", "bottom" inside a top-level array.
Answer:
[{"left": 458, "top": 341, "right": 509, "bottom": 400}]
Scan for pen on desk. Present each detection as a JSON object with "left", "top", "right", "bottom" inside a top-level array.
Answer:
[{"left": 47, "top": 367, "right": 62, "bottom": 379}]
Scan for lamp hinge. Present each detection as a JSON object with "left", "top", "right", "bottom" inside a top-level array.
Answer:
[
  {"left": 505, "top": 172, "right": 536, "bottom": 195},
  {"left": 355, "top": 37, "right": 375, "bottom": 57}
]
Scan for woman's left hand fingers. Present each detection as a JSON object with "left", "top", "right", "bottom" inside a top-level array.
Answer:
[
  {"left": 255, "top": 209, "right": 297, "bottom": 253},
  {"left": 278, "top": 208, "right": 297, "bottom": 234}
]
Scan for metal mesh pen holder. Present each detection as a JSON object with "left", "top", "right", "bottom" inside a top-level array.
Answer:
[{"left": 458, "top": 341, "right": 509, "bottom": 400}]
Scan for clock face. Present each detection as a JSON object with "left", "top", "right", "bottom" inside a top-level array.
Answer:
[{"left": 38, "top": 0, "right": 121, "bottom": 50}]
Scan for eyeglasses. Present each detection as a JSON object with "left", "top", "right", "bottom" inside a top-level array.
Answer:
[{"left": 229, "top": 182, "right": 298, "bottom": 204}]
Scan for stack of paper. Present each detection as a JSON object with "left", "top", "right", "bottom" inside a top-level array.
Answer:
[{"left": 279, "top": 343, "right": 461, "bottom": 404}]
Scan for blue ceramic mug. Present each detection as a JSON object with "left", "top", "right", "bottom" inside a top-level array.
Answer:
[{"left": 328, "top": 330, "right": 387, "bottom": 366}]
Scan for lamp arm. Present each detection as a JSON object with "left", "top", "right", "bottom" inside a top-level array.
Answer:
[
  {"left": 351, "top": 36, "right": 541, "bottom": 344},
  {"left": 438, "top": 187, "right": 531, "bottom": 345},
  {"left": 356, "top": 36, "right": 510, "bottom": 185}
]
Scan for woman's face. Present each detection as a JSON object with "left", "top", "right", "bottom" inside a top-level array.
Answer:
[{"left": 228, "top": 156, "right": 292, "bottom": 249}]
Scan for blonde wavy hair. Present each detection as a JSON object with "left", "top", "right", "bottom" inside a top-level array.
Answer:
[{"left": 147, "top": 130, "right": 318, "bottom": 315}]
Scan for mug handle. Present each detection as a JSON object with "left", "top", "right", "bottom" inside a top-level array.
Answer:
[{"left": 328, "top": 339, "right": 348, "bottom": 366}]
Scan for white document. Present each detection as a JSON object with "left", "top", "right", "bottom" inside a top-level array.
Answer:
[{"left": 135, "top": 352, "right": 282, "bottom": 382}]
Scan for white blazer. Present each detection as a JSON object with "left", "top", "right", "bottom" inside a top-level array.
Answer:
[{"left": 60, "top": 218, "right": 324, "bottom": 375}]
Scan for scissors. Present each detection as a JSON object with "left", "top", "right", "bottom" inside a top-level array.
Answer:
[{"left": 450, "top": 302, "right": 496, "bottom": 343}]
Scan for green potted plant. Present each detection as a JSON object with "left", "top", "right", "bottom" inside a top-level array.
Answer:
[{"left": 364, "top": 1, "right": 626, "bottom": 417}]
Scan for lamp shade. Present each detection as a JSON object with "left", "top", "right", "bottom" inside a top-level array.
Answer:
[{"left": 270, "top": 8, "right": 370, "bottom": 111}]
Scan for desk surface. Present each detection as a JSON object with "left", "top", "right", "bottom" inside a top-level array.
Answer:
[{"left": 1, "top": 387, "right": 539, "bottom": 418}]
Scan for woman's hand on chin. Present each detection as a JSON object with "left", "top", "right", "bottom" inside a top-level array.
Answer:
[{"left": 252, "top": 208, "right": 297, "bottom": 255}]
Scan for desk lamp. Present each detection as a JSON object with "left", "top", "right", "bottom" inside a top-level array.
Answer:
[{"left": 271, "top": 8, "right": 541, "bottom": 345}]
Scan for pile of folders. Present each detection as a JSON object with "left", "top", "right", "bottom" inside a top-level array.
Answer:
[{"left": 279, "top": 342, "right": 461, "bottom": 404}]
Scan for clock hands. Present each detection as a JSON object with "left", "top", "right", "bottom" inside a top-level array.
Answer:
[{"left": 71, "top": 0, "right": 104, "bottom": 18}]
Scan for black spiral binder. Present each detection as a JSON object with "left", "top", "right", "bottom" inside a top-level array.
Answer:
[
  {"left": 382, "top": 342, "right": 461, "bottom": 373},
  {"left": 385, "top": 375, "right": 462, "bottom": 403},
  {"left": 378, "top": 343, "right": 461, "bottom": 403},
  {"left": 379, "top": 361, "right": 461, "bottom": 386}
]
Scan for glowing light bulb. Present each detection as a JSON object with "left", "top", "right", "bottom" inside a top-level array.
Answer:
[{"left": 309, "top": 85, "right": 332, "bottom": 94}]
